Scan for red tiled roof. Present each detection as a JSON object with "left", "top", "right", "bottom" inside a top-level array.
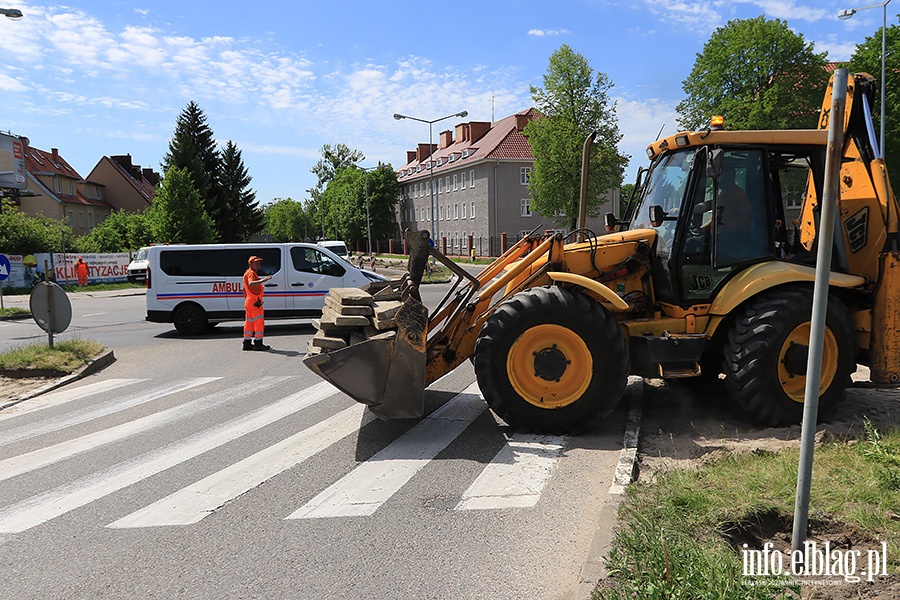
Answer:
[
  {"left": 396, "top": 109, "right": 537, "bottom": 181},
  {"left": 24, "top": 145, "right": 81, "bottom": 179}
]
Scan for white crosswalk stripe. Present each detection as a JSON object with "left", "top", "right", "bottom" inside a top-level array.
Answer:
[
  {"left": 0, "top": 377, "right": 575, "bottom": 533},
  {"left": 286, "top": 383, "right": 486, "bottom": 519},
  {"left": 0, "top": 379, "right": 144, "bottom": 423},
  {"left": 0, "top": 377, "right": 221, "bottom": 448},
  {"left": 0, "top": 381, "right": 338, "bottom": 533},
  {"left": 0, "top": 377, "right": 293, "bottom": 483},
  {"left": 108, "top": 403, "right": 377, "bottom": 528},
  {"left": 455, "top": 433, "right": 567, "bottom": 510}
]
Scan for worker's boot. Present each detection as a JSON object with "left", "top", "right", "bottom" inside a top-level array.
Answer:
[
  {"left": 242, "top": 340, "right": 253, "bottom": 351},
  {"left": 253, "top": 340, "right": 271, "bottom": 351}
]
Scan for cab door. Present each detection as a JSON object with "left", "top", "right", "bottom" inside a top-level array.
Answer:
[{"left": 288, "top": 245, "right": 347, "bottom": 314}]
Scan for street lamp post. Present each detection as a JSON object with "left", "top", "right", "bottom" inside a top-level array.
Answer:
[
  {"left": 393, "top": 110, "right": 468, "bottom": 247},
  {"left": 839, "top": 0, "right": 892, "bottom": 159},
  {"left": 0, "top": 8, "right": 23, "bottom": 19}
]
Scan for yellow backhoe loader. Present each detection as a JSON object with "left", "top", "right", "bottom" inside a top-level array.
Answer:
[{"left": 304, "top": 71, "right": 900, "bottom": 433}]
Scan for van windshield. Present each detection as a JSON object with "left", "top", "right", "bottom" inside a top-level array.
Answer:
[{"left": 135, "top": 247, "right": 150, "bottom": 260}]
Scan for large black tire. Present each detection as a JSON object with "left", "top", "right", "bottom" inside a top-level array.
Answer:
[
  {"left": 473, "top": 286, "right": 628, "bottom": 434},
  {"left": 722, "top": 286, "right": 856, "bottom": 427},
  {"left": 173, "top": 303, "right": 209, "bottom": 336}
]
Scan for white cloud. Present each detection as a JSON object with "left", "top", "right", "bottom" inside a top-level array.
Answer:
[
  {"left": 0, "top": 73, "right": 28, "bottom": 92},
  {"left": 528, "top": 28, "right": 571, "bottom": 36}
]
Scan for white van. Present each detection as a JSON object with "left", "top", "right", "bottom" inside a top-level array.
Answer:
[
  {"left": 317, "top": 240, "right": 349, "bottom": 258},
  {"left": 145, "top": 243, "right": 383, "bottom": 335},
  {"left": 126, "top": 246, "right": 152, "bottom": 283}
]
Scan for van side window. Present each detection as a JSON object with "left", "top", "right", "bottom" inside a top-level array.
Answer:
[{"left": 291, "top": 247, "right": 345, "bottom": 277}]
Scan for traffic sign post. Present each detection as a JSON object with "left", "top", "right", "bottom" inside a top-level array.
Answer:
[
  {"left": 0, "top": 253, "right": 11, "bottom": 310},
  {"left": 29, "top": 281, "right": 72, "bottom": 348}
]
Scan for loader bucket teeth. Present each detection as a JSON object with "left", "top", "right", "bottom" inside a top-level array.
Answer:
[{"left": 303, "top": 292, "right": 429, "bottom": 419}]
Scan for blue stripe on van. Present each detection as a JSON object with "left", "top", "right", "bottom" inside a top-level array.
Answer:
[{"left": 156, "top": 291, "right": 329, "bottom": 301}]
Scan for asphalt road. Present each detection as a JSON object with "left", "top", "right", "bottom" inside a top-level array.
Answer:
[{"left": 0, "top": 282, "right": 631, "bottom": 600}]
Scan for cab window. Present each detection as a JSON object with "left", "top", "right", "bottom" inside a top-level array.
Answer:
[{"left": 291, "top": 247, "right": 345, "bottom": 278}]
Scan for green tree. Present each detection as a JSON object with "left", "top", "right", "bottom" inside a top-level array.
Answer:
[
  {"left": 849, "top": 17, "right": 900, "bottom": 183},
  {"left": 677, "top": 16, "right": 828, "bottom": 131},
  {"left": 309, "top": 143, "right": 365, "bottom": 241},
  {"left": 75, "top": 209, "right": 151, "bottom": 252},
  {"left": 323, "top": 164, "right": 399, "bottom": 249},
  {"left": 0, "top": 206, "right": 72, "bottom": 254},
  {"left": 263, "top": 198, "right": 308, "bottom": 242},
  {"left": 524, "top": 44, "right": 626, "bottom": 229},
  {"left": 145, "top": 167, "right": 215, "bottom": 244},
  {"left": 163, "top": 101, "right": 223, "bottom": 237},
  {"left": 219, "top": 141, "right": 263, "bottom": 242}
]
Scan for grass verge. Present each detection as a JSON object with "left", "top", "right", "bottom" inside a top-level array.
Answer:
[
  {"left": 1, "top": 282, "right": 144, "bottom": 296},
  {"left": 0, "top": 307, "right": 29, "bottom": 318},
  {"left": 0, "top": 339, "right": 106, "bottom": 373},
  {"left": 595, "top": 422, "right": 900, "bottom": 599}
]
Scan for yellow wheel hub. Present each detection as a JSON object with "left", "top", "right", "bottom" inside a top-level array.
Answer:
[
  {"left": 778, "top": 322, "right": 839, "bottom": 403},
  {"left": 507, "top": 324, "right": 592, "bottom": 409}
]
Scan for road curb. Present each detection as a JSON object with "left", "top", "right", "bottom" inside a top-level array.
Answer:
[
  {"left": 575, "top": 376, "right": 643, "bottom": 600},
  {"left": 0, "top": 349, "right": 116, "bottom": 411}
]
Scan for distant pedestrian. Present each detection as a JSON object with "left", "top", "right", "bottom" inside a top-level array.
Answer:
[
  {"left": 243, "top": 256, "right": 272, "bottom": 351},
  {"left": 75, "top": 256, "right": 89, "bottom": 287}
]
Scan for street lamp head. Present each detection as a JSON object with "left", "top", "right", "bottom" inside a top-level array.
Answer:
[
  {"left": 1, "top": 8, "right": 24, "bottom": 19},
  {"left": 393, "top": 113, "right": 405, "bottom": 120},
  {"left": 457, "top": 111, "right": 468, "bottom": 118},
  {"left": 838, "top": 8, "right": 856, "bottom": 19}
]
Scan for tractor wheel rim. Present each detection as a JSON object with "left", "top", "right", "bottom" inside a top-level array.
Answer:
[
  {"left": 778, "top": 322, "right": 838, "bottom": 403},
  {"left": 507, "top": 324, "right": 591, "bottom": 408}
]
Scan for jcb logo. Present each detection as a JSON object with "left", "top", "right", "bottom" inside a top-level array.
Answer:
[{"left": 844, "top": 207, "right": 869, "bottom": 253}]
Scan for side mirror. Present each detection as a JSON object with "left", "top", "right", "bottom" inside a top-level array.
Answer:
[
  {"left": 604, "top": 212, "right": 618, "bottom": 233},
  {"left": 649, "top": 205, "right": 667, "bottom": 227},
  {"left": 707, "top": 148, "right": 724, "bottom": 179}
]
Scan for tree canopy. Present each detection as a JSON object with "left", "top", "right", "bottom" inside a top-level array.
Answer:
[
  {"left": 321, "top": 164, "right": 399, "bottom": 248},
  {"left": 219, "top": 141, "right": 264, "bottom": 242},
  {"left": 0, "top": 205, "right": 71, "bottom": 254},
  {"left": 263, "top": 198, "right": 310, "bottom": 242},
  {"left": 145, "top": 167, "right": 215, "bottom": 244},
  {"left": 677, "top": 16, "right": 829, "bottom": 131},
  {"left": 524, "top": 44, "right": 625, "bottom": 230}
]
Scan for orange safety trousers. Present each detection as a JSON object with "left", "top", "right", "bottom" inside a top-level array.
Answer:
[{"left": 243, "top": 303, "right": 265, "bottom": 341}]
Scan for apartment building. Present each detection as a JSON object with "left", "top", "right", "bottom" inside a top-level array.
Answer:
[
  {"left": 395, "top": 109, "right": 620, "bottom": 257},
  {"left": 87, "top": 154, "right": 159, "bottom": 213},
  {"left": 20, "top": 145, "right": 112, "bottom": 236}
]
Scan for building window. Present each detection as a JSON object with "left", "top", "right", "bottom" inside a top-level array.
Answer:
[
  {"left": 461, "top": 202, "right": 467, "bottom": 219},
  {"left": 453, "top": 174, "right": 459, "bottom": 191},
  {"left": 446, "top": 176, "right": 451, "bottom": 191},
  {"left": 469, "top": 170, "right": 475, "bottom": 188},
  {"left": 440, "top": 205, "right": 444, "bottom": 221},
  {"left": 521, "top": 167, "right": 531, "bottom": 185},
  {"left": 446, "top": 204, "right": 450, "bottom": 220},
  {"left": 68, "top": 211, "right": 74, "bottom": 226},
  {"left": 54, "top": 178, "right": 61, "bottom": 193},
  {"left": 521, "top": 199, "right": 532, "bottom": 217},
  {"left": 470, "top": 201, "right": 475, "bottom": 219},
  {"left": 78, "top": 212, "right": 84, "bottom": 227},
  {"left": 68, "top": 180, "right": 74, "bottom": 195},
  {"left": 438, "top": 178, "right": 444, "bottom": 194},
  {"left": 88, "top": 212, "right": 94, "bottom": 229},
  {"left": 461, "top": 171, "right": 467, "bottom": 189},
  {"left": 453, "top": 203, "right": 459, "bottom": 219}
]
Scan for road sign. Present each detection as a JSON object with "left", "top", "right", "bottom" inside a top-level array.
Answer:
[
  {"left": 0, "top": 254, "right": 10, "bottom": 281},
  {"left": 30, "top": 281, "right": 72, "bottom": 335}
]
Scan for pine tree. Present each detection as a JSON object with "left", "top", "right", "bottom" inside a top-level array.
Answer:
[
  {"left": 219, "top": 141, "right": 263, "bottom": 242},
  {"left": 163, "top": 102, "right": 224, "bottom": 235},
  {"left": 146, "top": 167, "right": 215, "bottom": 244}
]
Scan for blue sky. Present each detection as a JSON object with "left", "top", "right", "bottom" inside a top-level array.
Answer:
[{"left": 1, "top": 1, "right": 894, "bottom": 206}]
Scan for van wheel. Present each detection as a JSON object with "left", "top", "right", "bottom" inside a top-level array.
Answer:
[{"left": 173, "top": 303, "right": 208, "bottom": 336}]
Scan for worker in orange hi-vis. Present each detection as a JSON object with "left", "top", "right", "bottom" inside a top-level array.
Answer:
[
  {"left": 75, "top": 256, "right": 89, "bottom": 287},
  {"left": 243, "top": 256, "right": 272, "bottom": 351}
]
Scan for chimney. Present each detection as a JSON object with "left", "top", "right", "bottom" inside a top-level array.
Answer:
[
  {"left": 439, "top": 130, "right": 454, "bottom": 149},
  {"left": 416, "top": 143, "right": 435, "bottom": 162},
  {"left": 407, "top": 151, "right": 417, "bottom": 164},
  {"left": 455, "top": 123, "right": 467, "bottom": 143},
  {"left": 469, "top": 122, "right": 491, "bottom": 143},
  {"left": 51, "top": 148, "right": 59, "bottom": 161},
  {"left": 142, "top": 168, "right": 160, "bottom": 186},
  {"left": 515, "top": 113, "right": 532, "bottom": 132},
  {"left": 112, "top": 154, "right": 133, "bottom": 170},
  {"left": 131, "top": 166, "right": 142, "bottom": 180}
]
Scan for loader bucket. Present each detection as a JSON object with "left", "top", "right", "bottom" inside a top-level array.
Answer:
[{"left": 302, "top": 296, "right": 429, "bottom": 419}]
